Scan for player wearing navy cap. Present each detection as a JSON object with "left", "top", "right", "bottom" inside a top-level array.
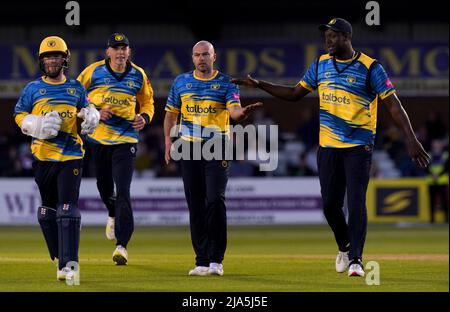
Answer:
[
  {"left": 232, "top": 18, "right": 430, "bottom": 277},
  {"left": 78, "top": 33, "right": 155, "bottom": 265}
]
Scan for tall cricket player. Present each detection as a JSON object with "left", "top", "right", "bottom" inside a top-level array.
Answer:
[{"left": 233, "top": 18, "right": 430, "bottom": 277}]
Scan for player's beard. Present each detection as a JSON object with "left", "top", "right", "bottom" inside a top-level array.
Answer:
[
  {"left": 329, "top": 46, "right": 344, "bottom": 57},
  {"left": 196, "top": 63, "right": 212, "bottom": 74},
  {"left": 45, "top": 64, "right": 64, "bottom": 78}
]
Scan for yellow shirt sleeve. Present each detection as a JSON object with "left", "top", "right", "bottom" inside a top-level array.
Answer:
[
  {"left": 298, "top": 80, "right": 314, "bottom": 92},
  {"left": 77, "top": 67, "right": 92, "bottom": 90},
  {"left": 14, "top": 113, "right": 28, "bottom": 128},
  {"left": 137, "top": 71, "right": 155, "bottom": 123}
]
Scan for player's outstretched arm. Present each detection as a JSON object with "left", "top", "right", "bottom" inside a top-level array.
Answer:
[
  {"left": 231, "top": 74, "right": 310, "bottom": 102},
  {"left": 228, "top": 102, "right": 263, "bottom": 122},
  {"left": 382, "top": 93, "right": 431, "bottom": 168}
]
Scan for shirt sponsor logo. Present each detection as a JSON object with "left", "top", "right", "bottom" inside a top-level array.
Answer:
[
  {"left": 385, "top": 79, "right": 393, "bottom": 88},
  {"left": 101, "top": 95, "right": 130, "bottom": 106},
  {"left": 186, "top": 105, "right": 217, "bottom": 114},
  {"left": 321, "top": 92, "right": 350, "bottom": 105},
  {"left": 41, "top": 110, "right": 74, "bottom": 119}
]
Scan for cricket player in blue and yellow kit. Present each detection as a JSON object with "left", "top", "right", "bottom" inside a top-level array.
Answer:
[
  {"left": 77, "top": 33, "right": 154, "bottom": 265},
  {"left": 233, "top": 18, "right": 430, "bottom": 277},
  {"left": 14, "top": 36, "right": 100, "bottom": 282},
  {"left": 164, "top": 41, "right": 262, "bottom": 276}
]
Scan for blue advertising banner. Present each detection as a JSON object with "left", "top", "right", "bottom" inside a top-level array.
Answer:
[{"left": 0, "top": 42, "right": 448, "bottom": 97}]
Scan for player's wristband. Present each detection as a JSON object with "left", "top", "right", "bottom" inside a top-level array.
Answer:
[{"left": 141, "top": 113, "right": 150, "bottom": 124}]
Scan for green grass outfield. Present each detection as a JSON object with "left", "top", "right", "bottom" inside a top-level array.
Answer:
[{"left": 0, "top": 224, "right": 448, "bottom": 292}]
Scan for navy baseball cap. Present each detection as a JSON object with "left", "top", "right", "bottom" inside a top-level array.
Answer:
[
  {"left": 319, "top": 18, "right": 352, "bottom": 36},
  {"left": 107, "top": 33, "right": 129, "bottom": 47}
]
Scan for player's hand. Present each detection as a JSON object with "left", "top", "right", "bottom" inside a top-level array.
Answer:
[
  {"left": 41, "top": 111, "right": 62, "bottom": 139},
  {"left": 132, "top": 114, "right": 146, "bottom": 130},
  {"left": 99, "top": 106, "right": 113, "bottom": 121},
  {"left": 165, "top": 139, "right": 172, "bottom": 165},
  {"left": 242, "top": 102, "right": 263, "bottom": 119},
  {"left": 21, "top": 111, "right": 62, "bottom": 139},
  {"left": 77, "top": 107, "right": 100, "bottom": 135},
  {"left": 406, "top": 138, "right": 431, "bottom": 168},
  {"left": 231, "top": 74, "right": 259, "bottom": 88}
]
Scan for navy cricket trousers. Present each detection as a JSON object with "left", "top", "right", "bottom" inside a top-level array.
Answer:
[
  {"left": 179, "top": 140, "right": 229, "bottom": 267},
  {"left": 317, "top": 144, "right": 372, "bottom": 261},
  {"left": 91, "top": 143, "right": 136, "bottom": 248}
]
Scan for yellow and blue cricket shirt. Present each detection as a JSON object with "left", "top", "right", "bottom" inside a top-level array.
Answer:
[
  {"left": 299, "top": 51, "right": 396, "bottom": 148},
  {"left": 77, "top": 59, "right": 154, "bottom": 145},
  {"left": 14, "top": 76, "right": 89, "bottom": 161},
  {"left": 165, "top": 70, "right": 241, "bottom": 142}
]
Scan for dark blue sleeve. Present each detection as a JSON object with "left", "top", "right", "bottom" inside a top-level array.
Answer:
[
  {"left": 165, "top": 77, "right": 181, "bottom": 112},
  {"left": 299, "top": 60, "right": 318, "bottom": 91},
  {"left": 77, "top": 82, "right": 89, "bottom": 110},
  {"left": 370, "top": 62, "right": 396, "bottom": 99},
  {"left": 225, "top": 81, "right": 241, "bottom": 107},
  {"left": 14, "top": 84, "right": 33, "bottom": 116}
]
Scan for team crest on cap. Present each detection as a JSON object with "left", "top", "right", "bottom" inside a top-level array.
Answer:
[
  {"left": 47, "top": 40, "right": 56, "bottom": 47},
  {"left": 329, "top": 18, "right": 337, "bottom": 25},
  {"left": 127, "top": 80, "right": 134, "bottom": 88},
  {"left": 115, "top": 35, "right": 124, "bottom": 41},
  {"left": 211, "top": 83, "right": 220, "bottom": 90},
  {"left": 346, "top": 76, "right": 356, "bottom": 84},
  {"left": 39, "top": 88, "right": 46, "bottom": 95},
  {"left": 67, "top": 88, "right": 76, "bottom": 95}
]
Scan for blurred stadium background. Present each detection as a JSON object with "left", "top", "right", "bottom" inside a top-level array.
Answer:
[
  {"left": 0, "top": 0, "right": 447, "bottom": 226},
  {"left": 0, "top": 0, "right": 448, "bottom": 292}
]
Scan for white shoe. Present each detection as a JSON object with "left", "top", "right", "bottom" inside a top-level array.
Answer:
[
  {"left": 335, "top": 251, "right": 350, "bottom": 273},
  {"left": 208, "top": 263, "right": 224, "bottom": 276},
  {"left": 112, "top": 245, "right": 128, "bottom": 265},
  {"left": 57, "top": 267, "right": 71, "bottom": 281},
  {"left": 106, "top": 217, "right": 116, "bottom": 241},
  {"left": 188, "top": 266, "right": 209, "bottom": 276},
  {"left": 348, "top": 261, "right": 365, "bottom": 277}
]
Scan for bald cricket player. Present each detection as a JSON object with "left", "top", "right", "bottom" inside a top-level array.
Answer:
[{"left": 164, "top": 41, "right": 262, "bottom": 276}]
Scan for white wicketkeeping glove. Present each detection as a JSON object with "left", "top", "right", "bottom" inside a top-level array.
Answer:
[
  {"left": 77, "top": 107, "right": 100, "bottom": 135},
  {"left": 21, "top": 111, "right": 62, "bottom": 140}
]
